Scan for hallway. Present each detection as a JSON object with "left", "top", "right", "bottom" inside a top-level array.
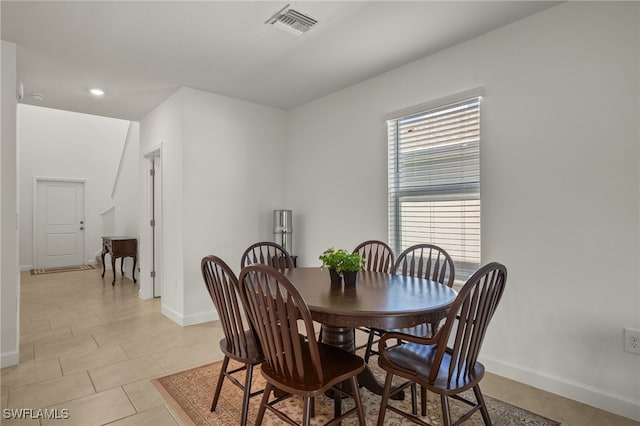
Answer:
[{"left": 2, "top": 269, "right": 221, "bottom": 425}]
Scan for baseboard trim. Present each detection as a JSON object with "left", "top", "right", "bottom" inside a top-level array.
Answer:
[
  {"left": 481, "top": 354, "right": 640, "bottom": 422},
  {"left": 160, "top": 305, "right": 183, "bottom": 325},
  {"left": 20, "top": 265, "right": 33, "bottom": 272},
  {"left": 1, "top": 351, "right": 19, "bottom": 368},
  {"left": 160, "top": 305, "right": 219, "bottom": 327},
  {"left": 182, "top": 310, "right": 219, "bottom": 326}
]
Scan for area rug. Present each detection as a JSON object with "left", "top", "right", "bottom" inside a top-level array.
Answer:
[
  {"left": 153, "top": 359, "right": 561, "bottom": 426},
  {"left": 30, "top": 265, "right": 95, "bottom": 275}
]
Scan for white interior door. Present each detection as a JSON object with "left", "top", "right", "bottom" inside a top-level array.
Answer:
[{"left": 35, "top": 180, "right": 85, "bottom": 268}]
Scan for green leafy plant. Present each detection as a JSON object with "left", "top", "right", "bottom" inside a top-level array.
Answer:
[{"left": 319, "top": 248, "right": 364, "bottom": 273}]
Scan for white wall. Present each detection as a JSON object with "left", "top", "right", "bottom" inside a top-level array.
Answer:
[
  {"left": 139, "top": 90, "right": 184, "bottom": 311},
  {"left": 287, "top": 2, "right": 639, "bottom": 420},
  {"left": 18, "top": 105, "right": 130, "bottom": 269},
  {"left": 111, "top": 122, "right": 141, "bottom": 280},
  {"left": 182, "top": 87, "right": 287, "bottom": 323},
  {"left": 140, "top": 87, "right": 287, "bottom": 325},
  {"left": 1, "top": 40, "right": 19, "bottom": 367}
]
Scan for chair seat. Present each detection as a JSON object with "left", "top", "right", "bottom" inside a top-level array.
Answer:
[
  {"left": 390, "top": 322, "right": 433, "bottom": 338},
  {"left": 387, "top": 311, "right": 446, "bottom": 337},
  {"left": 365, "top": 321, "right": 438, "bottom": 360},
  {"left": 260, "top": 342, "right": 365, "bottom": 397},
  {"left": 380, "top": 342, "right": 485, "bottom": 395},
  {"left": 220, "top": 330, "right": 264, "bottom": 364}
]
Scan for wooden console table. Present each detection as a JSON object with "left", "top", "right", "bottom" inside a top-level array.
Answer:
[{"left": 101, "top": 236, "right": 137, "bottom": 286}]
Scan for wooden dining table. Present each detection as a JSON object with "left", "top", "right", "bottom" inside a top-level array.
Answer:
[{"left": 283, "top": 267, "right": 458, "bottom": 397}]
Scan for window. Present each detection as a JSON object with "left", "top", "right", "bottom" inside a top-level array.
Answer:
[{"left": 387, "top": 93, "right": 481, "bottom": 281}]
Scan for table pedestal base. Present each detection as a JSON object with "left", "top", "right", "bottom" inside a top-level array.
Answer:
[{"left": 320, "top": 324, "right": 403, "bottom": 400}]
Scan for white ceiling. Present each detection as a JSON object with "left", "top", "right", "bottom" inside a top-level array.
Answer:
[{"left": 2, "top": 1, "right": 559, "bottom": 121}]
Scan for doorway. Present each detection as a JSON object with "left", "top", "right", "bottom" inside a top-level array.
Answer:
[
  {"left": 34, "top": 179, "right": 86, "bottom": 268},
  {"left": 145, "top": 148, "right": 162, "bottom": 298}
]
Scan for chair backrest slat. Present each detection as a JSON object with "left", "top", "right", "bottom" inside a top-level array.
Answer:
[
  {"left": 241, "top": 242, "right": 295, "bottom": 271},
  {"left": 393, "top": 244, "right": 455, "bottom": 287},
  {"left": 239, "top": 265, "right": 323, "bottom": 385},
  {"left": 353, "top": 240, "right": 394, "bottom": 273},
  {"left": 201, "top": 256, "right": 251, "bottom": 356},
  {"left": 429, "top": 262, "right": 506, "bottom": 385}
]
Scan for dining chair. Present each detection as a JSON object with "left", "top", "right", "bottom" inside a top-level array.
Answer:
[
  {"left": 376, "top": 262, "right": 507, "bottom": 426},
  {"left": 351, "top": 240, "right": 395, "bottom": 361},
  {"left": 362, "top": 243, "right": 455, "bottom": 362},
  {"left": 393, "top": 242, "right": 456, "bottom": 336},
  {"left": 238, "top": 264, "right": 367, "bottom": 426},
  {"left": 201, "top": 256, "right": 264, "bottom": 426},
  {"left": 353, "top": 240, "right": 395, "bottom": 273},
  {"left": 393, "top": 243, "right": 455, "bottom": 285},
  {"left": 363, "top": 243, "right": 455, "bottom": 415},
  {"left": 240, "top": 241, "right": 295, "bottom": 271}
]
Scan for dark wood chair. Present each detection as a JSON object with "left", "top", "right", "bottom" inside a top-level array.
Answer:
[
  {"left": 394, "top": 243, "right": 455, "bottom": 284},
  {"left": 238, "top": 264, "right": 367, "bottom": 426},
  {"left": 376, "top": 262, "right": 507, "bottom": 426},
  {"left": 388, "top": 243, "right": 456, "bottom": 415},
  {"left": 201, "top": 256, "right": 264, "bottom": 426},
  {"left": 362, "top": 243, "right": 455, "bottom": 362},
  {"left": 240, "top": 241, "right": 295, "bottom": 271},
  {"left": 351, "top": 240, "right": 395, "bottom": 362},
  {"left": 393, "top": 243, "right": 456, "bottom": 336},
  {"left": 353, "top": 240, "right": 394, "bottom": 273}
]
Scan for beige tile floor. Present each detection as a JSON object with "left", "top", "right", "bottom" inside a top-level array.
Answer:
[{"left": 1, "top": 269, "right": 638, "bottom": 425}]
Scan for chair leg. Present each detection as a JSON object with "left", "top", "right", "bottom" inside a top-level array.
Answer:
[
  {"left": 350, "top": 376, "right": 366, "bottom": 426},
  {"left": 376, "top": 372, "right": 394, "bottom": 426},
  {"left": 421, "top": 385, "right": 427, "bottom": 416},
  {"left": 239, "top": 363, "right": 254, "bottom": 426},
  {"left": 302, "top": 397, "right": 313, "bottom": 426},
  {"left": 363, "top": 330, "right": 376, "bottom": 363},
  {"left": 255, "top": 383, "right": 272, "bottom": 425},
  {"left": 473, "top": 385, "right": 492, "bottom": 425},
  {"left": 440, "top": 394, "right": 452, "bottom": 426},
  {"left": 410, "top": 383, "right": 418, "bottom": 415},
  {"left": 333, "top": 382, "right": 342, "bottom": 418},
  {"left": 211, "top": 356, "right": 230, "bottom": 412}
]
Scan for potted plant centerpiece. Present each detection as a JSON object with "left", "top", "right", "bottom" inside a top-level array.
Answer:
[
  {"left": 319, "top": 248, "right": 345, "bottom": 284},
  {"left": 341, "top": 251, "right": 364, "bottom": 287},
  {"left": 319, "top": 248, "right": 364, "bottom": 286}
]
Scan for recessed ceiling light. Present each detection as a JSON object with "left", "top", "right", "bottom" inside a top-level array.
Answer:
[{"left": 90, "top": 88, "right": 105, "bottom": 96}]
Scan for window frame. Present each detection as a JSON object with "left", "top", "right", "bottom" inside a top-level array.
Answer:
[{"left": 386, "top": 89, "right": 483, "bottom": 282}]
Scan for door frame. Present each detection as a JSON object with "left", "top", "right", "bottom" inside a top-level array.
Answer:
[
  {"left": 33, "top": 177, "right": 87, "bottom": 269},
  {"left": 141, "top": 144, "right": 163, "bottom": 299}
]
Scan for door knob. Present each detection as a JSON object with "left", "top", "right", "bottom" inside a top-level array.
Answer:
[{"left": 80, "top": 227, "right": 84, "bottom": 230}]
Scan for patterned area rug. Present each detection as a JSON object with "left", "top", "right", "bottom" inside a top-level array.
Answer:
[
  {"left": 153, "top": 359, "right": 561, "bottom": 426},
  {"left": 30, "top": 265, "right": 95, "bottom": 275}
]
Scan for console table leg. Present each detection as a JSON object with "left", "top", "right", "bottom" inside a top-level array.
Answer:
[
  {"left": 111, "top": 255, "right": 116, "bottom": 286},
  {"left": 101, "top": 251, "right": 106, "bottom": 278},
  {"left": 132, "top": 256, "right": 137, "bottom": 283}
]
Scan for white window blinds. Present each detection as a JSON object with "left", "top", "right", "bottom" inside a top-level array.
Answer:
[{"left": 388, "top": 96, "right": 481, "bottom": 281}]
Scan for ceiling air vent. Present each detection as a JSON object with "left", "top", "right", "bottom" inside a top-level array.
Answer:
[{"left": 266, "top": 4, "right": 318, "bottom": 36}]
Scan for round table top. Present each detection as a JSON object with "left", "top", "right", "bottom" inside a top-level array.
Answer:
[{"left": 284, "top": 267, "right": 457, "bottom": 330}]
